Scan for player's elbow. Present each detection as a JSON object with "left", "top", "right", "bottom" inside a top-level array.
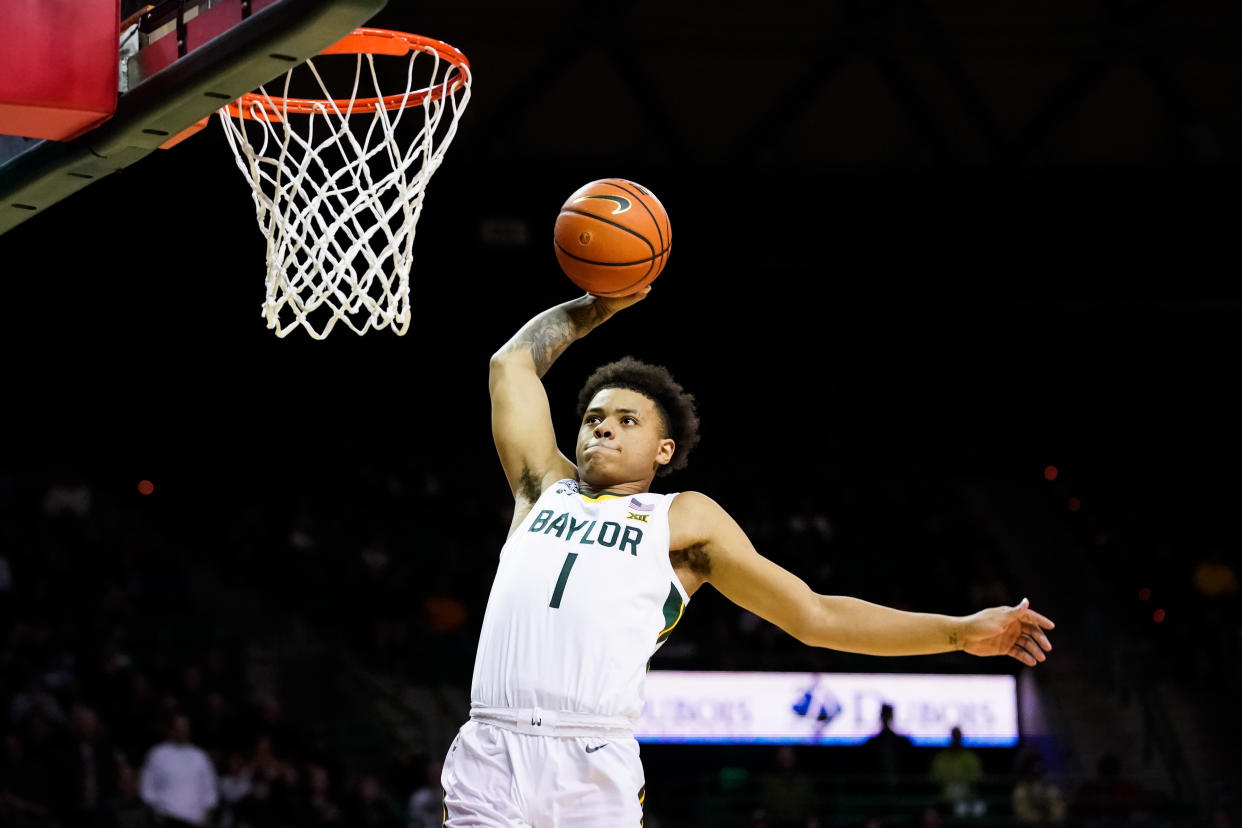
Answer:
[
  {"left": 489, "top": 346, "right": 535, "bottom": 378},
  {"left": 792, "top": 594, "right": 860, "bottom": 652},
  {"left": 488, "top": 349, "right": 521, "bottom": 390},
  {"left": 488, "top": 347, "right": 512, "bottom": 372},
  {"left": 792, "top": 619, "right": 828, "bottom": 649},
  {"left": 788, "top": 593, "right": 834, "bottom": 649}
]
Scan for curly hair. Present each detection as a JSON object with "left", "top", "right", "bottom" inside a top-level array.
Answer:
[{"left": 576, "top": 356, "right": 700, "bottom": 476}]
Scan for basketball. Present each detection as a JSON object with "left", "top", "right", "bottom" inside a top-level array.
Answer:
[{"left": 553, "top": 178, "right": 672, "bottom": 297}]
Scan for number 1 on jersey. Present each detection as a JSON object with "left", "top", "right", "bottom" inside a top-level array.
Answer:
[{"left": 549, "top": 552, "right": 579, "bottom": 608}]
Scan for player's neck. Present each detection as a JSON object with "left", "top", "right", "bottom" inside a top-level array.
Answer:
[{"left": 577, "top": 478, "right": 652, "bottom": 499}]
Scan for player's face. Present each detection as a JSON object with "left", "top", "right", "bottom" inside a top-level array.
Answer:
[{"left": 576, "top": 387, "right": 675, "bottom": 487}]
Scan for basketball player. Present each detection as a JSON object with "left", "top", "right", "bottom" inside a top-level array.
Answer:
[{"left": 441, "top": 288, "right": 1055, "bottom": 827}]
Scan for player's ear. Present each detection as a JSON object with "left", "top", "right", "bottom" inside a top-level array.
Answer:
[{"left": 654, "top": 438, "right": 675, "bottom": 469}]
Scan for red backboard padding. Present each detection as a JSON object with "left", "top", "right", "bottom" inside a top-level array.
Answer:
[{"left": 0, "top": 0, "right": 120, "bottom": 141}]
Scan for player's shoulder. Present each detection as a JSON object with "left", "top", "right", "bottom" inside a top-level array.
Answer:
[
  {"left": 668, "top": 490, "right": 746, "bottom": 557},
  {"left": 669, "top": 490, "right": 724, "bottom": 512},
  {"left": 668, "top": 490, "right": 732, "bottom": 531}
]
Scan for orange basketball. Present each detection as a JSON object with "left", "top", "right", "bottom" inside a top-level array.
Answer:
[{"left": 553, "top": 178, "right": 671, "bottom": 297}]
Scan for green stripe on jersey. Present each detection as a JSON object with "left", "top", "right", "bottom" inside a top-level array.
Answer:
[{"left": 657, "top": 583, "right": 684, "bottom": 643}]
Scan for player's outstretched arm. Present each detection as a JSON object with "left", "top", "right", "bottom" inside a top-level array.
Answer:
[
  {"left": 490, "top": 289, "right": 650, "bottom": 511},
  {"left": 668, "top": 491, "right": 1055, "bottom": 666}
]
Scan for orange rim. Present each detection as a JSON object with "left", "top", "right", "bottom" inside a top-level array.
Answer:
[{"left": 226, "top": 28, "right": 470, "bottom": 120}]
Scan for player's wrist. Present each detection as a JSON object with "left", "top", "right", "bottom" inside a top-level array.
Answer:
[
  {"left": 564, "top": 294, "right": 618, "bottom": 337},
  {"left": 948, "top": 615, "right": 968, "bottom": 652}
]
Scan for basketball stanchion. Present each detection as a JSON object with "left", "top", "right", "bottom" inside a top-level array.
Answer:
[{"left": 218, "top": 29, "right": 471, "bottom": 339}]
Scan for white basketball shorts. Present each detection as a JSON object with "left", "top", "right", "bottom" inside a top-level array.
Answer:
[{"left": 441, "top": 707, "right": 646, "bottom": 827}]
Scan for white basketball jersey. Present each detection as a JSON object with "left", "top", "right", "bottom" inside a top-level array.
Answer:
[{"left": 469, "top": 479, "right": 690, "bottom": 720}]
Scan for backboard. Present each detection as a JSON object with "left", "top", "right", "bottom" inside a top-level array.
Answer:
[{"left": 0, "top": 0, "right": 388, "bottom": 235}]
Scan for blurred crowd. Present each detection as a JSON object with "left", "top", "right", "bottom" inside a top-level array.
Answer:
[
  {"left": 638, "top": 726, "right": 1172, "bottom": 828},
  {"left": 1, "top": 446, "right": 1236, "bottom": 828},
  {"left": 0, "top": 457, "right": 430, "bottom": 828}
]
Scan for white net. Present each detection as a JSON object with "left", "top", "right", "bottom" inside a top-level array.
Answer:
[{"left": 217, "top": 35, "right": 471, "bottom": 338}]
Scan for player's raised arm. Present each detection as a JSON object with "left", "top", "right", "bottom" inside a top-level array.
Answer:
[
  {"left": 668, "top": 491, "right": 1055, "bottom": 666},
  {"left": 490, "top": 289, "right": 650, "bottom": 509}
]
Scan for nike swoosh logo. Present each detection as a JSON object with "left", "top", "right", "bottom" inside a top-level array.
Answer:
[
  {"left": 585, "top": 743, "right": 609, "bottom": 753},
  {"left": 573, "top": 194, "right": 631, "bottom": 215}
]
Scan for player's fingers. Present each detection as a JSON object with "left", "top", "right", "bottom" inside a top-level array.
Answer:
[
  {"left": 1019, "top": 606, "right": 1056, "bottom": 629},
  {"left": 1012, "top": 635, "right": 1043, "bottom": 665},
  {"left": 624, "top": 287, "right": 652, "bottom": 306},
  {"left": 1024, "top": 622, "right": 1053, "bottom": 651},
  {"left": 591, "top": 286, "right": 650, "bottom": 307},
  {"left": 1010, "top": 643, "right": 1036, "bottom": 666}
]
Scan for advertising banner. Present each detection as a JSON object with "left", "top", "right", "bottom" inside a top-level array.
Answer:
[{"left": 635, "top": 671, "right": 1018, "bottom": 746}]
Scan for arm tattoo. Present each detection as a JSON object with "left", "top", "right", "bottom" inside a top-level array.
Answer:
[
  {"left": 510, "top": 301, "right": 607, "bottom": 378},
  {"left": 671, "top": 543, "right": 712, "bottom": 576},
  {"left": 520, "top": 315, "right": 576, "bottom": 378},
  {"left": 948, "top": 631, "right": 960, "bottom": 649}
]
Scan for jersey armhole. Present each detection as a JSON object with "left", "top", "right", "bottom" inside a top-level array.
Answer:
[{"left": 661, "top": 492, "right": 692, "bottom": 605}]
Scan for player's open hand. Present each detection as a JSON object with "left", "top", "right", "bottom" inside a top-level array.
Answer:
[{"left": 960, "top": 598, "right": 1055, "bottom": 666}]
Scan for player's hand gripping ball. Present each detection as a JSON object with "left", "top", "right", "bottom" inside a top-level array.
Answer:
[{"left": 554, "top": 178, "right": 671, "bottom": 297}]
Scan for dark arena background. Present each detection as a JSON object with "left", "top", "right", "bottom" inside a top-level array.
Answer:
[{"left": 1, "top": 1, "right": 1240, "bottom": 827}]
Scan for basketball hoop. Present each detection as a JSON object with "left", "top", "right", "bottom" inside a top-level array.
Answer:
[{"left": 217, "top": 29, "right": 471, "bottom": 338}]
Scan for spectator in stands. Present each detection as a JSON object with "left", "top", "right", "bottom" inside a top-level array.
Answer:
[
  {"left": 196, "top": 691, "right": 240, "bottom": 763},
  {"left": 1070, "top": 753, "right": 1146, "bottom": 828},
  {"left": 111, "top": 761, "right": 156, "bottom": 828},
  {"left": 250, "top": 696, "right": 299, "bottom": 762},
  {"left": 12, "top": 697, "right": 62, "bottom": 813},
  {"left": 1, "top": 732, "right": 54, "bottom": 826},
  {"left": 861, "top": 703, "right": 917, "bottom": 791},
  {"left": 62, "top": 704, "right": 119, "bottom": 828},
  {"left": 117, "top": 673, "right": 163, "bottom": 763},
  {"left": 345, "top": 773, "right": 402, "bottom": 828},
  {"left": 8, "top": 668, "right": 66, "bottom": 729},
  {"left": 929, "top": 726, "right": 985, "bottom": 817},
  {"left": 1011, "top": 751, "right": 1066, "bottom": 826},
  {"left": 81, "top": 635, "right": 136, "bottom": 736},
  {"left": 420, "top": 573, "right": 471, "bottom": 680},
  {"left": 138, "top": 713, "right": 218, "bottom": 827},
  {"left": 239, "top": 734, "right": 298, "bottom": 828},
  {"left": 175, "top": 666, "right": 210, "bottom": 734},
  {"left": 304, "top": 761, "right": 343, "bottom": 826},
  {"left": 407, "top": 757, "right": 444, "bottom": 828},
  {"left": 215, "top": 751, "right": 253, "bottom": 828},
  {"left": 758, "top": 745, "right": 820, "bottom": 828}
]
